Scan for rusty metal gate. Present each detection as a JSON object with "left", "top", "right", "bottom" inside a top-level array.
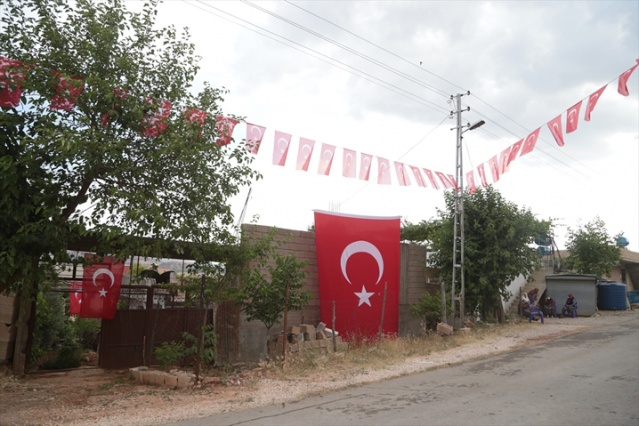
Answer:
[{"left": 99, "top": 287, "right": 211, "bottom": 369}]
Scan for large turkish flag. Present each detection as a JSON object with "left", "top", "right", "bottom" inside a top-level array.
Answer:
[
  {"left": 314, "top": 211, "right": 400, "bottom": 340},
  {"left": 80, "top": 256, "right": 125, "bottom": 319}
]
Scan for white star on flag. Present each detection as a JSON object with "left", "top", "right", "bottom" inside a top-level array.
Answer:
[
  {"left": 355, "top": 285, "right": 375, "bottom": 307},
  {"left": 99, "top": 288, "right": 107, "bottom": 298}
]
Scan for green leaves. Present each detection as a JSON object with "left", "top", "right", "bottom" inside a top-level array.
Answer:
[{"left": 565, "top": 217, "right": 621, "bottom": 277}]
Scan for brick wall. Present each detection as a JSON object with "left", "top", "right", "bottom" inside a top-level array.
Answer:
[{"left": 224, "top": 224, "right": 437, "bottom": 363}]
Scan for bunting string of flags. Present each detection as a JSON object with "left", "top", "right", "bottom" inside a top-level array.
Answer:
[{"left": 1, "top": 56, "right": 637, "bottom": 191}]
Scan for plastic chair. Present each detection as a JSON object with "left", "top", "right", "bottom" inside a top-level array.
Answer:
[{"left": 528, "top": 305, "right": 545, "bottom": 324}]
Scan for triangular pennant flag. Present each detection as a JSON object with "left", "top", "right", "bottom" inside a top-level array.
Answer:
[
  {"left": 584, "top": 85, "right": 607, "bottom": 122},
  {"left": 618, "top": 63, "right": 639, "bottom": 96},
  {"left": 272, "top": 131, "right": 292, "bottom": 166},
  {"left": 377, "top": 157, "right": 391, "bottom": 185},
  {"left": 566, "top": 101, "right": 582, "bottom": 134},
  {"left": 359, "top": 153, "right": 372, "bottom": 181},
  {"left": 296, "top": 137, "right": 315, "bottom": 171},
  {"left": 519, "top": 128, "right": 541, "bottom": 156},
  {"left": 246, "top": 123, "right": 265, "bottom": 154},
  {"left": 317, "top": 143, "right": 336, "bottom": 176},
  {"left": 342, "top": 148, "right": 357, "bottom": 178},
  {"left": 547, "top": 114, "right": 564, "bottom": 147}
]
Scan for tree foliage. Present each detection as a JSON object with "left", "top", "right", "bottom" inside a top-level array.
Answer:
[
  {"left": 0, "top": 0, "right": 260, "bottom": 294},
  {"left": 242, "top": 253, "right": 312, "bottom": 333},
  {"left": 564, "top": 217, "right": 621, "bottom": 277},
  {"left": 404, "top": 186, "right": 550, "bottom": 321}
]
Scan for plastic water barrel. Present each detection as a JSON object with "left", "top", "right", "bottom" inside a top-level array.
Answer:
[{"left": 598, "top": 282, "right": 627, "bottom": 310}]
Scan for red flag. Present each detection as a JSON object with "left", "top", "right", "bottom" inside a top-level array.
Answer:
[
  {"left": 314, "top": 211, "right": 400, "bottom": 340},
  {"left": 409, "top": 165, "right": 426, "bottom": 188},
  {"left": 499, "top": 146, "right": 512, "bottom": 175},
  {"left": 272, "top": 131, "right": 291, "bottom": 166},
  {"left": 547, "top": 114, "right": 564, "bottom": 147},
  {"left": 447, "top": 174, "right": 458, "bottom": 191},
  {"left": 142, "top": 98, "right": 171, "bottom": 137},
  {"left": 584, "top": 85, "right": 607, "bottom": 121},
  {"left": 435, "top": 171, "right": 454, "bottom": 189},
  {"left": 422, "top": 168, "right": 439, "bottom": 190},
  {"left": 477, "top": 163, "right": 488, "bottom": 187},
  {"left": 565, "top": 101, "right": 582, "bottom": 134},
  {"left": 246, "top": 123, "right": 266, "bottom": 154},
  {"left": 519, "top": 127, "right": 541, "bottom": 157},
  {"left": 488, "top": 155, "right": 500, "bottom": 183},
  {"left": 185, "top": 108, "right": 206, "bottom": 125},
  {"left": 296, "top": 137, "right": 315, "bottom": 171},
  {"left": 466, "top": 170, "right": 477, "bottom": 194},
  {"left": 618, "top": 63, "right": 638, "bottom": 96},
  {"left": 507, "top": 139, "right": 523, "bottom": 166},
  {"left": 377, "top": 157, "right": 391, "bottom": 185},
  {"left": 359, "top": 153, "right": 372, "bottom": 181},
  {"left": 80, "top": 256, "right": 125, "bottom": 319},
  {"left": 101, "top": 87, "right": 128, "bottom": 127},
  {"left": 342, "top": 148, "right": 357, "bottom": 178},
  {"left": 50, "top": 71, "right": 85, "bottom": 111},
  {"left": 0, "top": 56, "right": 27, "bottom": 108},
  {"left": 69, "top": 281, "right": 82, "bottom": 315},
  {"left": 215, "top": 115, "right": 238, "bottom": 146},
  {"left": 394, "top": 162, "right": 410, "bottom": 186},
  {"left": 317, "top": 143, "right": 336, "bottom": 176}
]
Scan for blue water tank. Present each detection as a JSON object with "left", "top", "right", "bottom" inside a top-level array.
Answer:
[{"left": 598, "top": 281, "right": 627, "bottom": 310}]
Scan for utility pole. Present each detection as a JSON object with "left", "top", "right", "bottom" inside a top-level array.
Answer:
[{"left": 450, "top": 92, "right": 485, "bottom": 329}]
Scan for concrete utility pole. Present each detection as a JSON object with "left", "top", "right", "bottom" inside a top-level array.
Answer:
[{"left": 450, "top": 92, "right": 484, "bottom": 328}]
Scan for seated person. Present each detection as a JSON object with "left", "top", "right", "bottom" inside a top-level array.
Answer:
[
  {"left": 543, "top": 296, "right": 557, "bottom": 318},
  {"left": 528, "top": 305, "right": 544, "bottom": 323},
  {"left": 562, "top": 294, "right": 577, "bottom": 317},
  {"left": 528, "top": 288, "right": 539, "bottom": 305},
  {"left": 519, "top": 293, "right": 531, "bottom": 318}
]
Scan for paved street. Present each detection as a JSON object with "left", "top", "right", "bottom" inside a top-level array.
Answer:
[{"left": 170, "top": 316, "right": 639, "bottom": 426}]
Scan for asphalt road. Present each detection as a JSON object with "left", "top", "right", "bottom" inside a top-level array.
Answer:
[{"left": 171, "top": 317, "right": 639, "bottom": 426}]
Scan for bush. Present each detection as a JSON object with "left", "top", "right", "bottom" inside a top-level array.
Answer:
[
  {"left": 70, "top": 318, "right": 101, "bottom": 350},
  {"left": 411, "top": 292, "right": 446, "bottom": 331},
  {"left": 155, "top": 341, "right": 187, "bottom": 370},
  {"left": 41, "top": 345, "right": 83, "bottom": 370}
]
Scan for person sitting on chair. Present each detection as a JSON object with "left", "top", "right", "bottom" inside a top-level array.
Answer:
[
  {"left": 562, "top": 294, "right": 577, "bottom": 318},
  {"left": 543, "top": 296, "right": 557, "bottom": 318}
]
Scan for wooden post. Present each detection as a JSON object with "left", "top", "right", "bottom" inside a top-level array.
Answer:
[
  {"left": 282, "top": 282, "right": 289, "bottom": 363},
  {"left": 377, "top": 282, "right": 388, "bottom": 345},
  {"left": 332, "top": 300, "right": 337, "bottom": 352}
]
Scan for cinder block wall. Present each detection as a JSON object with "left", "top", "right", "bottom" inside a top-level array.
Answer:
[{"left": 225, "top": 224, "right": 437, "bottom": 363}]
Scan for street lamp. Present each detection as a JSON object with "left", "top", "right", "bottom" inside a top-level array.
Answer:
[{"left": 450, "top": 93, "right": 485, "bottom": 329}]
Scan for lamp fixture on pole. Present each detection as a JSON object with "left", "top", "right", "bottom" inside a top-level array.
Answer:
[{"left": 449, "top": 92, "right": 485, "bottom": 329}]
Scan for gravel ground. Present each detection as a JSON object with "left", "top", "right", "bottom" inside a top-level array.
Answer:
[{"left": 1, "top": 310, "right": 637, "bottom": 426}]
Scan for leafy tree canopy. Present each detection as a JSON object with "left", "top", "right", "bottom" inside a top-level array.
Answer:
[
  {"left": 564, "top": 217, "right": 621, "bottom": 277},
  {"left": 403, "top": 186, "right": 550, "bottom": 321},
  {"left": 1, "top": 0, "right": 260, "bottom": 293}
]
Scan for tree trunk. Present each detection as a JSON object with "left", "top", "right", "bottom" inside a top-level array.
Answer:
[{"left": 12, "top": 264, "right": 39, "bottom": 375}]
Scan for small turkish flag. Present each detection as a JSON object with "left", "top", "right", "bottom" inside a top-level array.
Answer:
[
  {"left": 0, "top": 56, "right": 27, "bottom": 108},
  {"left": 272, "top": 131, "right": 291, "bottom": 166},
  {"left": 377, "top": 157, "right": 391, "bottom": 184},
  {"left": 50, "top": 71, "right": 85, "bottom": 111},
  {"left": 80, "top": 256, "right": 125, "bottom": 319},
  {"left": 342, "top": 148, "right": 357, "bottom": 178},
  {"left": 359, "top": 153, "right": 373, "bottom": 181},
  {"left": 246, "top": 123, "right": 266, "bottom": 154},
  {"left": 317, "top": 143, "right": 336, "bottom": 176},
  {"left": 547, "top": 114, "right": 564, "bottom": 147},
  {"left": 314, "top": 211, "right": 400, "bottom": 340},
  {"left": 69, "top": 281, "right": 82, "bottom": 315},
  {"left": 584, "top": 85, "right": 607, "bottom": 122},
  {"left": 519, "top": 127, "right": 541, "bottom": 157},
  {"left": 409, "top": 165, "right": 426, "bottom": 188},
  {"left": 566, "top": 101, "right": 582, "bottom": 134},
  {"left": 215, "top": 115, "right": 238, "bottom": 146},
  {"left": 297, "top": 138, "right": 315, "bottom": 171}
]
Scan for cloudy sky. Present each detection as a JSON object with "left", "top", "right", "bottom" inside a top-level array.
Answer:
[{"left": 134, "top": 1, "right": 638, "bottom": 252}]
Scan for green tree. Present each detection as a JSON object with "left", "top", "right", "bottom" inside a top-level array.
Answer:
[
  {"left": 1, "top": 0, "right": 260, "bottom": 373},
  {"left": 405, "top": 186, "right": 550, "bottom": 322},
  {"left": 242, "top": 254, "right": 312, "bottom": 333},
  {"left": 564, "top": 217, "right": 621, "bottom": 277}
]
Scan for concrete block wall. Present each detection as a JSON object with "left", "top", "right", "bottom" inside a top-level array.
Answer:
[{"left": 229, "top": 225, "right": 436, "bottom": 363}]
